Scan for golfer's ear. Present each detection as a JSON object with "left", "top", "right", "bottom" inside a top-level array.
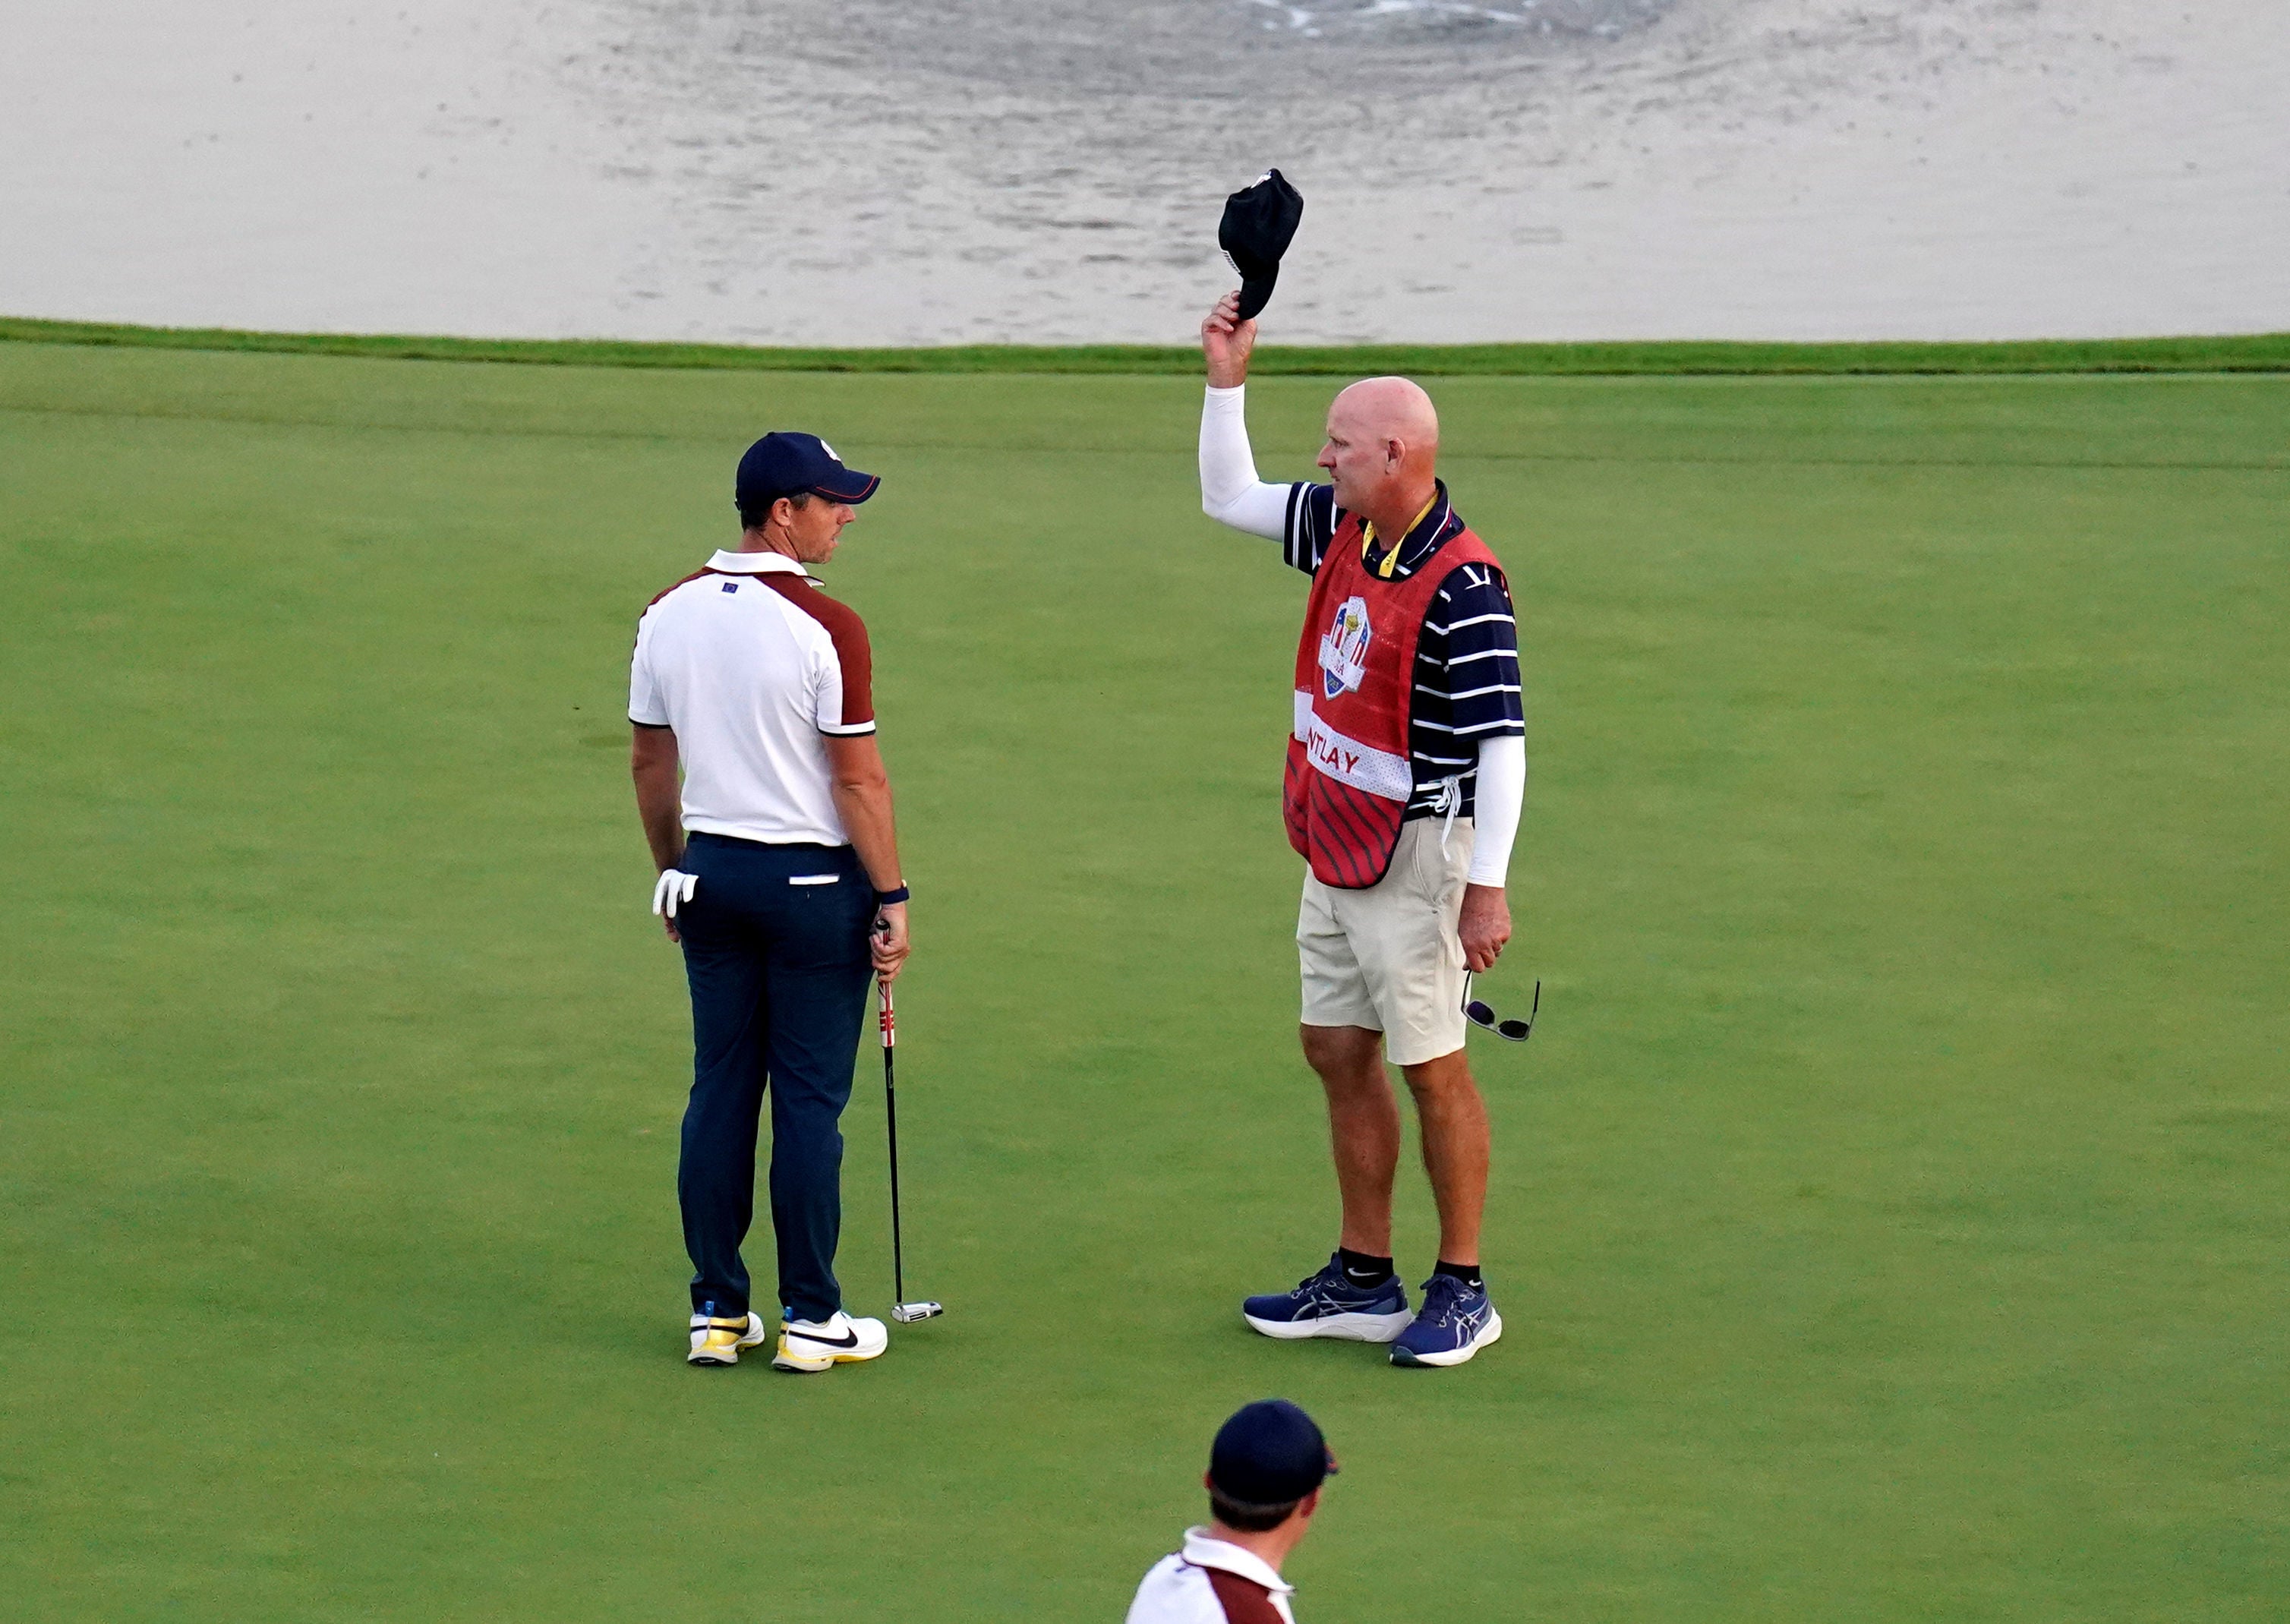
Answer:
[
  {"left": 1203, "top": 1471, "right": 1217, "bottom": 1493},
  {"left": 1295, "top": 1488, "right": 1322, "bottom": 1522}
]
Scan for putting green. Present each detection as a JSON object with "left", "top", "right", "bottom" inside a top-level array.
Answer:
[{"left": 2, "top": 343, "right": 2283, "bottom": 1621}]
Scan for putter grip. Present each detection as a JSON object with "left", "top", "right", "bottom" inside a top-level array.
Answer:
[{"left": 878, "top": 982, "right": 896, "bottom": 1048}]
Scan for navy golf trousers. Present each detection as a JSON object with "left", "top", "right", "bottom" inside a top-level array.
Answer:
[{"left": 674, "top": 831, "right": 874, "bottom": 1324}]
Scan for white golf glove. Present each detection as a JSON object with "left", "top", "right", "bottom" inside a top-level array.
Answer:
[{"left": 651, "top": 869, "right": 699, "bottom": 919}]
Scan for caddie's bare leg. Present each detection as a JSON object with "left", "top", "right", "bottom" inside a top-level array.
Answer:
[
  {"left": 1300, "top": 1023, "right": 1399, "bottom": 1257},
  {"left": 1399, "top": 1048, "right": 1488, "bottom": 1267}
]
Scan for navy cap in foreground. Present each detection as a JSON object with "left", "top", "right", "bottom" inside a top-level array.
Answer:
[
  {"left": 736, "top": 432, "right": 881, "bottom": 513},
  {"left": 1209, "top": 1399, "right": 1337, "bottom": 1508}
]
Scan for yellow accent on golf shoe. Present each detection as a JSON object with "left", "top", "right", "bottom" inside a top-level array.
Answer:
[{"left": 687, "top": 1311, "right": 768, "bottom": 1366}]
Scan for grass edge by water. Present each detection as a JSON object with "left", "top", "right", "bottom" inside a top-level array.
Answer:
[{"left": 5, "top": 316, "right": 2288, "bottom": 377}]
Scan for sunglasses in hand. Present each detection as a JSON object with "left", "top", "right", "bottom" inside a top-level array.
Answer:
[{"left": 1463, "top": 973, "right": 1539, "bottom": 1042}]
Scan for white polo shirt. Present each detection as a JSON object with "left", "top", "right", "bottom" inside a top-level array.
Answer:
[
  {"left": 628, "top": 549, "right": 876, "bottom": 847},
  {"left": 1126, "top": 1529, "right": 1298, "bottom": 1624}
]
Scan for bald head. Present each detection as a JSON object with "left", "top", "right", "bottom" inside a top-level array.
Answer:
[
  {"left": 1319, "top": 376, "right": 1440, "bottom": 535},
  {"left": 1330, "top": 376, "right": 1440, "bottom": 453}
]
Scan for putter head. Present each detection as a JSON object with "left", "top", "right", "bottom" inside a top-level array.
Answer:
[{"left": 891, "top": 1301, "right": 943, "bottom": 1323}]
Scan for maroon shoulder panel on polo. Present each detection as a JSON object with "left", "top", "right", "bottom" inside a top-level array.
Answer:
[
  {"left": 1204, "top": 1567, "right": 1285, "bottom": 1624},
  {"left": 755, "top": 575, "right": 876, "bottom": 728}
]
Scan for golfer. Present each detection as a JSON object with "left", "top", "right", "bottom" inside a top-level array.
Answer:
[
  {"left": 1198, "top": 292, "right": 1525, "bottom": 1368},
  {"left": 628, "top": 431, "right": 912, "bottom": 1373},
  {"left": 1127, "top": 1400, "right": 1335, "bottom": 1624}
]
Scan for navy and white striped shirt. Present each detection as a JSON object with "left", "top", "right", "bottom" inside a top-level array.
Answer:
[{"left": 1281, "top": 481, "right": 1525, "bottom": 821}]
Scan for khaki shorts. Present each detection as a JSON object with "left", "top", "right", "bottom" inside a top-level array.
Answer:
[{"left": 1298, "top": 816, "right": 1474, "bottom": 1067}]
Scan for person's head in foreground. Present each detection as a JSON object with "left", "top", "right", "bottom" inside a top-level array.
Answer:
[{"left": 1126, "top": 1399, "right": 1336, "bottom": 1624}]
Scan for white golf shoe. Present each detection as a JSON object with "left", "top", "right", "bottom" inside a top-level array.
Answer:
[
  {"left": 772, "top": 1310, "right": 890, "bottom": 1373},
  {"left": 687, "top": 1310, "right": 770, "bottom": 1367}
]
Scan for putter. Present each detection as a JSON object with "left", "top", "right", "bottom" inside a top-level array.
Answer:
[{"left": 878, "top": 979, "right": 942, "bottom": 1323}]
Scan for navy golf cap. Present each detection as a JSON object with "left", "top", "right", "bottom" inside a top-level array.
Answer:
[
  {"left": 735, "top": 431, "right": 880, "bottom": 514},
  {"left": 1209, "top": 1399, "right": 1338, "bottom": 1507}
]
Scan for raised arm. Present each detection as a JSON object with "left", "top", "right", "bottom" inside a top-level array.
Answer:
[{"left": 1200, "top": 292, "right": 1292, "bottom": 540}]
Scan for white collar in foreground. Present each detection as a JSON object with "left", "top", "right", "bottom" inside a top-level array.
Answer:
[
  {"left": 707, "top": 549, "right": 819, "bottom": 582},
  {"left": 1179, "top": 1528, "right": 1294, "bottom": 1597}
]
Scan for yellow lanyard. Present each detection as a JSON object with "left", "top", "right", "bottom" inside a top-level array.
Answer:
[{"left": 1361, "top": 492, "right": 1440, "bottom": 580}]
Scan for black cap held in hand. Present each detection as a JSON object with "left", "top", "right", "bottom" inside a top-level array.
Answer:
[
  {"left": 1209, "top": 1399, "right": 1338, "bottom": 1509},
  {"left": 1219, "top": 169, "right": 1304, "bottom": 321}
]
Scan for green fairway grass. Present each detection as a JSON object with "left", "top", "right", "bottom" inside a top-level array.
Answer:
[{"left": 2, "top": 343, "right": 2284, "bottom": 1621}]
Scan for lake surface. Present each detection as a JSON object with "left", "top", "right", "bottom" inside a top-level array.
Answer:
[{"left": 4, "top": 0, "right": 2281, "bottom": 343}]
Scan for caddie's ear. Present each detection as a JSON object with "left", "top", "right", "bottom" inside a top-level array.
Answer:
[{"left": 1294, "top": 1488, "right": 1323, "bottom": 1522}]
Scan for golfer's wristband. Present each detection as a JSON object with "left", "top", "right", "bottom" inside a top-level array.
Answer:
[{"left": 874, "top": 885, "right": 910, "bottom": 907}]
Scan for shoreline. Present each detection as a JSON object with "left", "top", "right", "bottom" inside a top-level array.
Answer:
[{"left": 8, "top": 318, "right": 2287, "bottom": 378}]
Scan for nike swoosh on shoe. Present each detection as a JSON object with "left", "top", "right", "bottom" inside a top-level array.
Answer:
[{"left": 786, "top": 1326, "right": 860, "bottom": 1349}]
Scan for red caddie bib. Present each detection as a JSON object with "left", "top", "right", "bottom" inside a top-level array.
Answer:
[{"left": 1285, "top": 513, "right": 1500, "bottom": 888}]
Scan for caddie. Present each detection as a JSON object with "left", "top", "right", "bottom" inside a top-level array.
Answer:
[
  {"left": 1198, "top": 291, "right": 1526, "bottom": 1369},
  {"left": 628, "top": 430, "right": 912, "bottom": 1373}
]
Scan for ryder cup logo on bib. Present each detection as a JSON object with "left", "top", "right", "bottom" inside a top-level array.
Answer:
[{"left": 1319, "top": 596, "right": 1372, "bottom": 701}]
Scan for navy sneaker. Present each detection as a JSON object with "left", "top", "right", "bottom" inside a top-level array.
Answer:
[
  {"left": 1243, "top": 1253, "right": 1414, "bottom": 1343},
  {"left": 1389, "top": 1273, "right": 1503, "bottom": 1367}
]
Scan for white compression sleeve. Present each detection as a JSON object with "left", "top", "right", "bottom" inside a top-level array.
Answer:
[
  {"left": 1199, "top": 384, "right": 1291, "bottom": 539},
  {"left": 1467, "top": 733, "right": 1525, "bottom": 887}
]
